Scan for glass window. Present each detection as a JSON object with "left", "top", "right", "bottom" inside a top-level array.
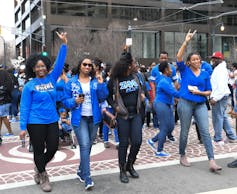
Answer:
[
  {"left": 164, "top": 32, "right": 175, "bottom": 60},
  {"left": 143, "top": 32, "right": 155, "bottom": 58},
  {"left": 164, "top": 32, "right": 207, "bottom": 61},
  {"left": 111, "top": 4, "right": 160, "bottom": 21},
  {"left": 131, "top": 32, "right": 143, "bottom": 58},
  {"left": 51, "top": 1, "right": 107, "bottom": 17}
]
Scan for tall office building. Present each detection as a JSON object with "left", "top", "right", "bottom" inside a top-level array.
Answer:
[{"left": 14, "top": 0, "right": 237, "bottom": 64}]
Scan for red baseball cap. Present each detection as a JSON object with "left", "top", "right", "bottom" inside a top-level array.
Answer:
[{"left": 211, "top": 51, "right": 224, "bottom": 60}]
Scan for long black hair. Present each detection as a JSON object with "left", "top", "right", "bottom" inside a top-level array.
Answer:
[
  {"left": 25, "top": 54, "right": 51, "bottom": 79},
  {"left": 110, "top": 52, "right": 133, "bottom": 80},
  {"left": 76, "top": 58, "right": 96, "bottom": 78}
]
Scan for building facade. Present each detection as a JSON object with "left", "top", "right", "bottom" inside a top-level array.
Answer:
[{"left": 14, "top": 0, "right": 237, "bottom": 64}]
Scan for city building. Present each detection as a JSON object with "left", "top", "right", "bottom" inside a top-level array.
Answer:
[{"left": 14, "top": 0, "right": 237, "bottom": 64}]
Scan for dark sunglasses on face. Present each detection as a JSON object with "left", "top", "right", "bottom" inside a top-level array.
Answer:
[{"left": 82, "top": 63, "right": 93, "bottom": 67}]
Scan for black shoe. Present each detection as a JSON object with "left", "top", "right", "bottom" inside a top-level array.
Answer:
[
  {"left": 126, "top": 161, "right": 139, "bottom": 178},
  {"left": 29, "top": 143, "right": 33, "bottom": 152},
  {"left": 227, "top": 159, "right": 237, "bottom": 168},
  {"left": 0, "top": 137, "right": 2, "bottom": 145},
  {"left": 119, "top": 164, "right": 129, "bottom": 183}
]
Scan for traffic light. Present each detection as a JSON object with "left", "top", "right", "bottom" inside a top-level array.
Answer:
[
  {"left": 41, "top": 45, "right": 48, "bottom": 56},
  {"left": 41, "top": 51, "right": 48, "bottom": 56}
]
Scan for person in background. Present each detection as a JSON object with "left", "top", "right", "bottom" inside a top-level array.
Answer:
[
  {"left": 63, "top": 57, "right": 108, "bottom": 190},
  {"left": 210, "top": 52, "right": 237, "bottom": 145},
  {"left": 93, "top": 57, "right": 105, "bottom": 142},
  {"left": 107, "top": 52, "right": 145, "bottom": 183},
  {"left": 19, "top": 32, "right": 68, "bottom": 192},
  {"left": 148, "top": 61, "right": 179, "bottom": 157},
  {"left": 140, "top": 65, "right": 152, "bottom": 128},
  {"left": 150, "top": 51, "right": 178, "bottom": 138},
  {"left": 145, "top": 62, "right": 156, "bottom": 127},
  {"left": 56, "top": 63, "right": 70, "bottom": 111},
  {"left": 101, "top": 63, "right": 119, "bottom": 149},
  {"left": 7, "top": 68, "right": 20, "bottom": 123},
  {"left": 176, "top": 30, "right": 221, "bottom": 172},
  {"left": 0, "top": 64, "right": 14, "bottom": 144}
]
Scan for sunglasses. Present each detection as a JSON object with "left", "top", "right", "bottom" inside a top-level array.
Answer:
[{"left": 82, "top": 63, "right": 93, "bottom": 67}]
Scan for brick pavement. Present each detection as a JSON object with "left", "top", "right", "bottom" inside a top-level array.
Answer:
[{"left": 0, "top": 114, "right": 237, "bottom": 190}]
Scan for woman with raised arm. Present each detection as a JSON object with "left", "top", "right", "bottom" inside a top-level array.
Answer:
[
  {"left": 63, "top": 57, "right": 108, "bottom": 191},
  {"left": 176, "top": 30, "right": 221, "bottom": 173},
  {"left": 19, "top": 32, "right": 68, "bottom": 192},
  {"left": 107, "top": 52, "right": 145, "bottom": 183}
]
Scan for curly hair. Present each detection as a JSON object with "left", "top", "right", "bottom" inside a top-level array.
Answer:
[
  {"left": 25, "top": 54, "right": 51, "bottom": 79},
  {"left": 110, "top": 52, "right": 133, "bottom": 80},
  {"left": 76, "top": 58, "right": 96, "bottom": 78}
]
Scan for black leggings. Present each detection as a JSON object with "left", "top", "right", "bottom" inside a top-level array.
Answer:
[
  {"left": 117, "top": 114, "right": 143, "bottom": 165},
  {"left": 27, "top": 122, "right": 59, "bottom": 173}
]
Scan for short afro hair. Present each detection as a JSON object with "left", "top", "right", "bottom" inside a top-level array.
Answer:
[{"left": 25, "top": 54, "right": 52, "bottom": 79}]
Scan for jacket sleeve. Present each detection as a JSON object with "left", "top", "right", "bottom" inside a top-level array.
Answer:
[
  {"left": 50, "top": 44, "right": 68, "bottom": 82},
  {"left": 20, "top": 84, "right": 32, "bottom": 131},
  {"left": 161, "top": 80, "right": 180, "bottom": 98},
  {"left": 62, "top": 80, "right": 78, "bottom": 109},
  {"left": 97, "top": 82, "right": 108, "bottom": 101}
]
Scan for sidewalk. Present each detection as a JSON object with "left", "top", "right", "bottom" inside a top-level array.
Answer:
[
  {"left": 1, "top": 157, "right": 237, "bottom": 194},
  {"left": 1, "top": 112, "right": 237, "bottom": 193}
]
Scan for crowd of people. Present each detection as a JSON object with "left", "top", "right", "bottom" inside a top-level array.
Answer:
[{"left": 0, "top": 30, "right": 237, "bottom": 192}]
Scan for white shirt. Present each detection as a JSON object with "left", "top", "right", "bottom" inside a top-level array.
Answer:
[
  {"left": 81, "top": 82, "right": 93, "bottom": 116},
  {"left": 210, "top": 61, "right": 230, "bottom": 101}
]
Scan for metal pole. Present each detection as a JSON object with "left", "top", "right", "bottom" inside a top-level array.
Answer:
[
  {"left": 41, "top": 0, "right": 45, "bottom": 52},
  {"left": 128, "top": 25, "right": 132, "bottom": 53},
  {"left": 0, "top": 36, "right": 6, "bottom": 68}
]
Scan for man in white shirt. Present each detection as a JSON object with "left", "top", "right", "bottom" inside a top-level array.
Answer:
[{"left": 210, "top": 52, "right": 237, "bottom": 144}]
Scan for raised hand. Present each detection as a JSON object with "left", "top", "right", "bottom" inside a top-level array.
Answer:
[
  {"left": 56, "top": 31, "right": 68, "bottom": 45},
  {"left": 185, "top": 29, "right": 197, "bottom": 43}
]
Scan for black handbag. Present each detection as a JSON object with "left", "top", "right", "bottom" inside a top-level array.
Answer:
[{"left": 102, "top": 109, "right": 117, "bottom": 129}]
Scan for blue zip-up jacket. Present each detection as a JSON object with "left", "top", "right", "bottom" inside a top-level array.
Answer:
[
  {"left": 20, "top": 44, "right": 67, "bottom": 130},
  {"left": 63, "top": 75, "right": 108, "bottom": 127}
]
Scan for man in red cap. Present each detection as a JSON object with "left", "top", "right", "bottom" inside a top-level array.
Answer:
[{"left": 209, "top": 51, "right": 237, "bottom": 145}]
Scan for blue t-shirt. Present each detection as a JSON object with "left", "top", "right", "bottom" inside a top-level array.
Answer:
[
  {"left": 201, "top": 61, "right": 213, "bottom": 76},
  {"left": 20, "top": 44, "right": 67, "bottom": 130},
  {"left": 176, "top": 61, "right": 212, "bottom": 103},
  {"left": 154, "top": 75, "right": 179, "bottom": 105}
]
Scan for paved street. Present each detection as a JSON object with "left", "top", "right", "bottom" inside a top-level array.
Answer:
[{"left": 0, "top": 113, "right": 237, "bottom": 193}]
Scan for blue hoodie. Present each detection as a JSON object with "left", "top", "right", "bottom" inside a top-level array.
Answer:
[
  {"left": 63, "top": 75, "right": 108, "bottom": 127},
  {"left": 20, "top": 44, "right": 67, "bottom": 130}
]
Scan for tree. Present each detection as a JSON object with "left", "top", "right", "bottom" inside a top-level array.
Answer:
[{"left": 52, "top": 20, "right": 126, "bottom": 67}]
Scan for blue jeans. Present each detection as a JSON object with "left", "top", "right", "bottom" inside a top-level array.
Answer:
[
  {"left": 152, "top": 103, "right": 174, "bottom": 143},
  {"left": 152, "top": 104, "right": 159, "bottom": 128},
  {"left": 212, "top": 96, "right": 236, "bottom": 141},
  {"left": 10, "top": 88, "right": 19, "bottom": 117},
  {"left": 177, "top": 98, "right": 214, "bottom": 160},
  {"left": 153, "top": 102, "right": 174, "bottom": 152},
  {"left": 73, "top": 116, "right": 99, "bottom": 181}
]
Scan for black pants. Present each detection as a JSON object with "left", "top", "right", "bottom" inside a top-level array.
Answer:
[
  {"left": 117, "top": 114, "right": 142, "bottom": 165},
  {"left": 27, "top": 122, "right": 59, "bottom": 173}
]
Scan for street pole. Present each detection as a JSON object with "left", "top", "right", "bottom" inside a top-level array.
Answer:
[
  {"left": 127, "top": 25, "right": 132, "bottom": 53},
  {"left": 41, "top": 0, "right": 46, "bottom": 52},
  {"left": 0, "top": 36, "right": 6, "bottom": 68}
]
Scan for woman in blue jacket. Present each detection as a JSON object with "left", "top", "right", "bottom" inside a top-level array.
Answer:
[
  {"left": 63, "top": 57, "right": 108, "bottom": 190},
  {"left": 19, "top": 32, "right": 68, "bottom": 192}
]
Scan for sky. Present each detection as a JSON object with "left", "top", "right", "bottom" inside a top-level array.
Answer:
[{"left": 0, "top": 0, "right": 14, "bottom": 41}]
